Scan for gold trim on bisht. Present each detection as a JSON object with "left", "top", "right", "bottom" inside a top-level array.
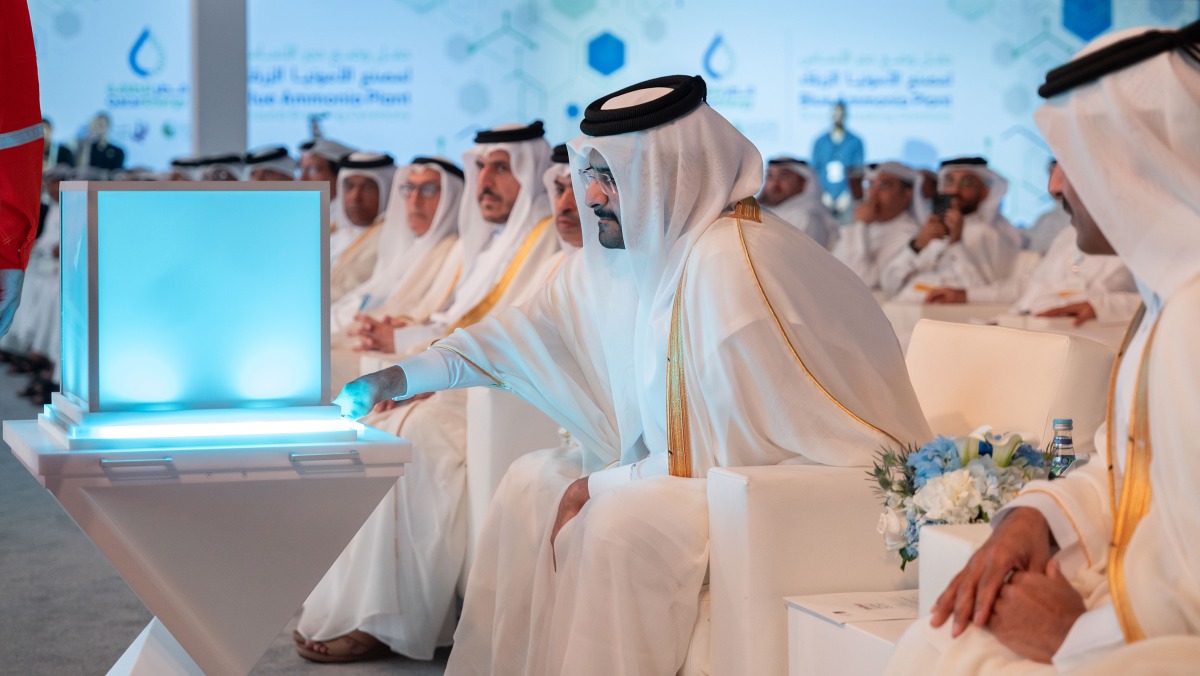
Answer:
[
  {"left": 667, "top": 264, "right": 694, "bottom": 478},
  {"left": 1106, "top": 303, "right": 1154, "bottom": 642},
  {"left": 450, "top": 216, "right": 552, "bottom": 331},
  {"left": 735, "top": 198, "right": 904, "bottom": 447},
  {"left": 666, "top": 197, "right": 762, "bottom": 478},
  {"left": 336, "top": 217, "right": 383, "bottom": 262}
]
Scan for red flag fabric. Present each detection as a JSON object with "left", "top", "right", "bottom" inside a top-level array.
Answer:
[{"left": 0, "top": 0, "right": 45, "bottom": 270}]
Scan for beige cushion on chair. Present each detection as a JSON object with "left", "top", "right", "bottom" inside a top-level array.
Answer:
[{"left": 905, "top": 319, "right": 1115, "bottom": 452}]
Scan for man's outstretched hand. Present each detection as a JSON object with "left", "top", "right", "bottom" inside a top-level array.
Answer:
[
  {"left": 930, "top": 507, "right": 1055, "bottom": 637},
  {"left": 333, "top": 366, "right": 408, "bottom": 419}
]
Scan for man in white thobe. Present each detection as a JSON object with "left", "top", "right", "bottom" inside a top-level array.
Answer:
[
  {"left": 889, "top": 21, "right": 1200, "bottom": 673},
  {"left": 300, "top": 137, "right": 355, "bottom": 231},
  {"left": 329, "top": 152, "right": 396, "bottom": 301},
  {"left": 333, "top": 74, "right": 931, "bottom": 676},
  {"left": 328, "top": 157, "right": 465, "bottom": 388},
  {"left": 529, "top": 143, "right": 583, "bottom": 284},
  {"left": 759, "top": 155, "right": 839, "bottom": 249},
  {"left": 922, "top": 159, "right": 1139, "bottom": 325},
  {"left": 348, "top": 123, "right": 558, "bottom": 363},
  {"left": 882, "top": 157, "right": 1020, "bottom": 301},
  {"left": 832, "top": 161, "right": 921, "bottom": 290},
  {"left": 297, "top": 123, "right": 557, "bottom": 664}
]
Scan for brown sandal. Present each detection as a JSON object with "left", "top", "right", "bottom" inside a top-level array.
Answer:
[{"left": 295, "top": 630, "right": 391, "bottom": 663}]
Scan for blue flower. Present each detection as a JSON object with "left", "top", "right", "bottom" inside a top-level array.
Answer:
[
  {"left": 1014, "top": 444, "right": 1046, "bottom": 468},
  {"left": 907, "top": 435, "right": 960, "bottom": 489}
]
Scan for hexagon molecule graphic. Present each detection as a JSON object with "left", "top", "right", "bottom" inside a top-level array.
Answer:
[
  {"left": 588, "top": 32, "right": 625, "bottom": 77},
  {"left": 1062, "top": 0, "right": 1112, "bottom": 42},
  {"left": 552, "top": 0, "right": 597, "bottom": 20}
]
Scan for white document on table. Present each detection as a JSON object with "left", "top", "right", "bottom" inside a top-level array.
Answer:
[{"left": 790, "top": 589, "right": 920, "bottom": 625}]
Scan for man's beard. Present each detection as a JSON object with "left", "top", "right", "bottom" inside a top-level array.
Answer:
[{"left": 594, "top": 206, "right": 624, "bottom": 249}]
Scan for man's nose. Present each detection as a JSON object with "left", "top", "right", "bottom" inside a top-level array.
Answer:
[
  {"left": 584, "top": 181, "right": 606, "bottom": 209},
  {"left": 1047, "top": 164, "right": 1065, "bottom": 199}
]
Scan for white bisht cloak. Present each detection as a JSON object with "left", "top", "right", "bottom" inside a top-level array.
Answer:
[
  {"left": 431, "top": 83, "right": 931, "bottom": 675},
  {"left": 298, "top": 130, "right": 555, "bottom": 659},
  {"left": 889, "top": 25, "right": 1200, "bottom": 674}
]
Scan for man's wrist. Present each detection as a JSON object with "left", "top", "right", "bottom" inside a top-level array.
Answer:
[{"left": 381, "top": 365, "right": 408, "bottom": 400}]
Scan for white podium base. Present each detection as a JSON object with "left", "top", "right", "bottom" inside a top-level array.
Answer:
[
  {"left": 109, "top": 618, "right": 203, "bottom": 676},
  {"left": 6, "top": 420, "right": 409, "bottom": 675}
]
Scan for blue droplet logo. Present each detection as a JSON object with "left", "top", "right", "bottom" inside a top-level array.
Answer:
[
  {"left": 129, "top": 28, "right": 165, "bottom": 78},
  {"left": 703, "top": 33, "right": 734, "bottom": 81}
]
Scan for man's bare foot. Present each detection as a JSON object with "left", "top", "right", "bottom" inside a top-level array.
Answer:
[{"left": 296, "top": 630, "right": 391, "bottom": 663}]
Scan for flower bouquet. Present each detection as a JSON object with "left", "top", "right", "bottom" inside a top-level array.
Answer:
[{"left": 872, "top": 425, "right": 1051, "bottom": 570}]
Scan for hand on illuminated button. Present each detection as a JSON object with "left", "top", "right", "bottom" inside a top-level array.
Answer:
[{"left": 333, "top": 365, "right": 408, "bottom": 419}]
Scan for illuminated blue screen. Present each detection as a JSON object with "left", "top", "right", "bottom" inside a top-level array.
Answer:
[{"left": 94, "top": 189, "right": 323, "bottom": 411}]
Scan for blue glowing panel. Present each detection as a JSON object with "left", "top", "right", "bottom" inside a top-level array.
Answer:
[
  {"left": 60, "top": 189, "right": 90, "bottom": 405},
  {"left": 95, "top": 189, "right": 323, "bottom": 411}
]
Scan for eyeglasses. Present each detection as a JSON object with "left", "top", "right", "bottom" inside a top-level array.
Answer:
[
  {"left": 939, "top": 173, "right": 984, "bottom": 191},
  {"left": 399, "top": 183, "right": 440, "bottom": 198},
  {"left": 578, "top": 167, "right": 618, "bottom": 196}
]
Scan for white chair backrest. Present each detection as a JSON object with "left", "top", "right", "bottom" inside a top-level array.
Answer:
[{"left": 905, "top": 320, "right": 1115, "bottom": 451}]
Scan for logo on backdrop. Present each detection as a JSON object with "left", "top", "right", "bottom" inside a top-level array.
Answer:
[
  {"left": 703, "top": 33, "right": 734, "bottom": 80},
  {"left": 128, "top": 28, "right": 166, "bottom": 78}
]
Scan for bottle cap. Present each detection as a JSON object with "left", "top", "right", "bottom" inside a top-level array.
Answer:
[{"left": 1053, "top": 418, "right": 1073, "bottom": 426}]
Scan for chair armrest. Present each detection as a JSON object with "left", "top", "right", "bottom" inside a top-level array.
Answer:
[{"left": 707, "top": 465, "right": 916, "bottom": 676}]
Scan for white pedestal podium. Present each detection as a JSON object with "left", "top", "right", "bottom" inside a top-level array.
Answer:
[{"left": 6, "top": 419, "right": 410, "bottom": 675}]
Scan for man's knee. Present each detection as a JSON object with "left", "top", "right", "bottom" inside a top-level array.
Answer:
[{"left": 578, "top": 477, "right": 709, "bottom": 555}]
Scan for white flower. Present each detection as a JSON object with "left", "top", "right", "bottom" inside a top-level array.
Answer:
[
  {"left": 877, "top": 508, "right": 911, "bottom": 551},
  {"left": 911, "top": 468, "right": 984, "bottom": 524},
  {"left": 990, "top": 432, "right": 1024, "bottom": 467}
]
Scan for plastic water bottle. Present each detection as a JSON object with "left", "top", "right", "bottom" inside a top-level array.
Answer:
[{"left": 1050, "top": 419, "right": 1085, "bottom": 477}]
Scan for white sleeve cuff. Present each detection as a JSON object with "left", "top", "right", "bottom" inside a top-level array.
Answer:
[
  {"left": 586, "top": 453, "right": 670, "bottom": 498},
  {"left": 1052, "top": 605, "right": 1125, "bottom": 671},
  {"left": 394, "top": 346, "right": 496, "bottom": 397},
  {"left": 586, "top": 463, "right": 634, "bottom": 498},
  {"left": 997, "top": 493, "right": 1089, "bottom": 576},
  {"left": 394, "top": 350, "right": 453, "bottom": 397}
]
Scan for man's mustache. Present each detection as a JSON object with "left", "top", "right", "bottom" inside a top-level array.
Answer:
[
  {"left": 1058, "top": 197, "right": 1073, "bottom": 217},
  {"left": 478, "top": 187, "right": 499, "bottom": 201},
  {"left": 593, "top": 206, "right": 619, "bottom": 223}
]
